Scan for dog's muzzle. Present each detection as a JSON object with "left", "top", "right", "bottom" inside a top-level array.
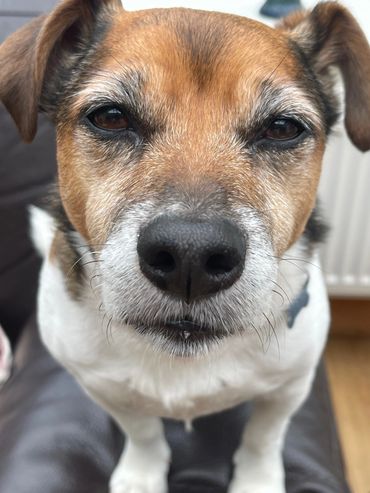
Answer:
[{"left": 137, "top": 215, "right": 247, "bottom": 303}]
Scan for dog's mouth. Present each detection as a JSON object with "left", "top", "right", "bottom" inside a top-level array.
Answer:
[{"left": 133, "top": 316, "right": 227, "bottom": 354}]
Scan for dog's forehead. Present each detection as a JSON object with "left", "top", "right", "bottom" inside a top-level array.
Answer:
[{"left": 93, "top": 8, "right": 299, "bottom": 97}]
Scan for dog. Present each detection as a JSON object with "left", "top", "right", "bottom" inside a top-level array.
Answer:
[{"left": 1, "top": 1, "right": 370, "bottom": 492}]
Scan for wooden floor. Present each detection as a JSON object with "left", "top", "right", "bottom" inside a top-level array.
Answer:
[{"left": 325, "top": 337, "right": 370, "bottom": 493}]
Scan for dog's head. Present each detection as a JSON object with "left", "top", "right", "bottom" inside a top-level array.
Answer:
[{"left": 1, "top": 0, "right": 370, "bottom": 355}]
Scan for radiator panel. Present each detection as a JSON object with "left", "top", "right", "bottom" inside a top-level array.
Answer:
[{"left": 319, "top": 127, "right": 370, "bottom": 297}]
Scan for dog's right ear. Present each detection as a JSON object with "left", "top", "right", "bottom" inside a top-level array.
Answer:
[{"left": 0, "top": 0, "right": 123, "bottom": 142}]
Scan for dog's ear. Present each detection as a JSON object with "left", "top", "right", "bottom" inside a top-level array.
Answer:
[
  {"left": 0, "top": 0, "right": 123, "bottom": 142},
  {"left": 280, "top": 2, "right": 370, "bottom": 152}
]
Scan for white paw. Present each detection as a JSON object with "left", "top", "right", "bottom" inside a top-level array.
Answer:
[
  {"left": 228, "top": 448, "right": 285, "bottom": 493},
  {"left": 110, "top": 471, "right": 168, "bottom": 493}
]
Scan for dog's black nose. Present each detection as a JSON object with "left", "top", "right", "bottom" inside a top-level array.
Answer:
[{"left": 137, "top": 216, "right": 246, "bottom": 302}]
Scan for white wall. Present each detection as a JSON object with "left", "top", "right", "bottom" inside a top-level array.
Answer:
[{"left": 122, "top": 0, "right": 370, "bottom": 37}]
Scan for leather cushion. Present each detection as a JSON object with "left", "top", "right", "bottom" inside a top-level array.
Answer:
[
  {"left": 0, "top": 2, "right": 58, "bottom": 343},
  {"left": 0, "top": 108, "right": 56, "bottom": 342}
]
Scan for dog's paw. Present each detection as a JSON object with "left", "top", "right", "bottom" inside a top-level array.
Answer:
[
  {"left": 228, "top": 448, "right": 285, "bottom": 493},
  {"left": 110, "top": 472, "right": 168, "bottom": 493}
]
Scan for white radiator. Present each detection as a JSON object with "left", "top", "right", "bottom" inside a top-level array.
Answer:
[{"left": 319, "top": 128, "right": 370, "bottom": 297}]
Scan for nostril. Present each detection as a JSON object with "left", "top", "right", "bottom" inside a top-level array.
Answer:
[
  {"left": 205, "top": 252, "right": 238, "bottom": 276},
  {"left": 138, "top": 215, "right": 246, "bottom": 300},
  {"left": 148, "top": 250, "right": 176, "bottom": 273}
]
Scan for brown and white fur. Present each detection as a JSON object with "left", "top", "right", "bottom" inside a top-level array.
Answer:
[{"left": 1, "top": 1, "right": 370, "bottom": 492}]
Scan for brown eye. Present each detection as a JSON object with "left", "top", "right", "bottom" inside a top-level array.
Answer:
[
  {"left": 263, "top": 118, "right": 303, "bottom": 141},
  {"left": 88, "top": 106, "right": 130, "bottom": 131}
]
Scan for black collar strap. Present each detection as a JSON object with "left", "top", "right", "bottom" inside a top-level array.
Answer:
[{"left": 286, "top": 276, "right": 310, "bottom": 329}]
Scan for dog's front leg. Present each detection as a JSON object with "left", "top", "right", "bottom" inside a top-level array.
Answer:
[
  {"left": 229, "top": 375, "right": 313, "bottom": 493},
  {"left": 109, "top": 412, "right": 170, "bottom": 493}
]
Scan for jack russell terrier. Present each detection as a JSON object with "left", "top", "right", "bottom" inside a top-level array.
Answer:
[{"left": 1, "top": 1, "right": 369, "bottom": 492}]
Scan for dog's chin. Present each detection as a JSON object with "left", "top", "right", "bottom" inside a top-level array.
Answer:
[{"left": 129, "top": 318, "right": 227, "bottom": 357}]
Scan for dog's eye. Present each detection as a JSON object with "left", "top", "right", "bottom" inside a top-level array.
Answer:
[
  {"left": 262, "top": 118, "right": 303, "bottom": 141},
  {"left": 88, "top": 106, "right": 130, "bottom": 131}
]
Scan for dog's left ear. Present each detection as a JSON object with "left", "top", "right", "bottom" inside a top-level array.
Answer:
[
  {"left": 0, "top": 0, "right": 123, "bottom": 142},
  {"left": 280, "top": 2, "right": 370, "bottom": 152}
]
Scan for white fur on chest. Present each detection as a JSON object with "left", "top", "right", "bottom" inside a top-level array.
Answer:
[{"left": 37, "top": 246, "right": 329, "bottom": 421}]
